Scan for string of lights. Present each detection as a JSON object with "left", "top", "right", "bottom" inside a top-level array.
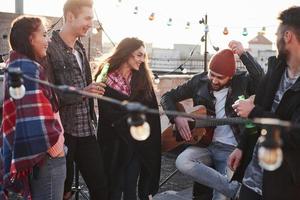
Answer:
[
  {"left": 93, "top": 9, "right": 116, "bottom": 47},
  {"left": 46, "top": 16, "right": 62, "bottom": 33},
  {"left": 113, "top": 0, "right": 276, "bottom": 36},
  {"left": 4, "top": 67, "right": 300, "bottom": 172}
]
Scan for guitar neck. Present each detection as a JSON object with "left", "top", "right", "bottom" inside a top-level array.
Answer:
[{"left": 194, "top": 117, "right": 249, "bottom": 128}]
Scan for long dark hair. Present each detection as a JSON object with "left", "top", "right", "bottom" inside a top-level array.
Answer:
[
  {"left": 95, "top": 37, "right": 154, "bottom": 101},
  {"left": 9, "top": 16, "right": 42, "bottom": 61}
]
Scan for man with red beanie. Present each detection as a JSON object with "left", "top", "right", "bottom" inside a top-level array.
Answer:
[{"left": 161, "top": 41, "right": 264, "bottom": 200}]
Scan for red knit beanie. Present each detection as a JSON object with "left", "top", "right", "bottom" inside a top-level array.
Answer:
[{"left": 209, "top": 49, "right": 236, "bottom": 77}]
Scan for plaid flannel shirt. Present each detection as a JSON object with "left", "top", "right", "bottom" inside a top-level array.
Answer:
[
  {"left": 107, "top": 70, "right": 132, "bottom": 96},
  {"left": 0, "top": 51, "right": 63, "bottom": 199}
]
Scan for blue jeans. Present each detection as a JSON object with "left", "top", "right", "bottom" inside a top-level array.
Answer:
[
  {"left": 30, "top": 155, "right": 66, "bottom": 200},
  {"left": 176, "top": 142, "right": 240, "bottom": 200}
]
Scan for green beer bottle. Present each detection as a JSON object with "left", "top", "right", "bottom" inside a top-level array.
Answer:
[
  {"left": 96, "top": 63, "right": 109, "bottom": 83},
  {"left": 238, "top": 95, "right": 255, "bottom": 129}
]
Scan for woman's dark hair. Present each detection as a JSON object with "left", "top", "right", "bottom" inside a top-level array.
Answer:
[
  {"left": 9, "top": 16, "right": 42, "bottom": 61},
  {"left": 95, "top": 37, "right": 154, "bottom": 101}
]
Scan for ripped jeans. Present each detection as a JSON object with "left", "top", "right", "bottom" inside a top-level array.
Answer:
[{"left": 176, "top": 142, "right": 240, "bottom": 200}]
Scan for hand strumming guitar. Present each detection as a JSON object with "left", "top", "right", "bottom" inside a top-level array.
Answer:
[{"left": 174, "top": 116, "right": 194, "bottom": 141}]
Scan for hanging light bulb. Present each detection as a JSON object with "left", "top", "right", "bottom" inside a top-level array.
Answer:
[
  {"left": 201, "top": 35, "right": 205, "bottom": 42},
  {"left": 258, "top": 127, "right": 283, "bottom": 171},
  {"left": 9, "top": 85, "right": 25, "bottom": 99},
  {"left": 204, "top": 25, "right": 209, "bottom": 33},
  {"left": 130, "top": 121, "right": 150, "bottom": 141},
  {"left": 213, "top": 46, "right": 219, "bottom": 52},
  {"left": 261, "top": 26, "right": 266, "bottom": 35},
  {"left": 199, "top": 18, "right": 205, "bottom": 24},
  {"left": 223, "top": 27, "right": 229, "bottom": 35},
  {"left": 185, "top": 22, "right": 190, "bottom": 29},
  {"left": 148, "top": 13, "right": 155, "bottom": 21},
  {"left": 127, "top": 113, "right": 150, "bottom": 141},
  {"left": 8, "top": 67, "right": 26, "bottom": 99},
  {"left": 167, "top": 18, "right": 172, "bottom": 26},
  {"left": 258, "top": 146, "right": 283, "bottom": 171},
  {"left": 154, "top": 74, "right": 160, "bottom": 84},
  {"left": 116, "top": 0, "right": 122, "bottom": 7},
  {"left": 92, "top": 27, "right": 98, "bottom": 34},
  {"left": 179, "top": 65, "right": 187, "bottom": 74},
  {"left": 242, "top": 27, "right": 248, "bottom": 36},
  {"left": 133, "top": 6, "right": 138, "bottom": 14},
  {"left": 125, "top": 102, "right": 150, "bottom": 141}
]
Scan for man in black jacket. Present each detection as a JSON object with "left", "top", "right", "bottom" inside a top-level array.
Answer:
[
  {"left": 160, "top": 42, "right": 264, "bottom": 200},
  {"left": 230, "top": 6, "right": 300, "bottom": 200},
  {"left": 46, "top": 0, "right": 107, "bottom": 199}
]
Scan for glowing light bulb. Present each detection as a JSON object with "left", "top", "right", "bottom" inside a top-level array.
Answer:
[
  {"left": 261, "top": 26, "right": 266, "bottom": 35},
  {"left": 185, "top": 22, "right": 190, "bottom": 29},
  {"left": 167, "top": 18, "right": 172, "bottom": 26},
  {"left": 133, "top": 6, "right": 138, "bottom": 14},
  {"left": 92, "top": 27, "right": 98, "bottom": 34},
  {"left": 130, "top": 122, "right": 150, "bottom": 141},
  {"left": 154, "top": 77, "right": 160, "bottom": 84},
  {"left": 204, "top": 25, "right": 209, "bottom": 33},
  {"left": 242, "top": 27, "right": 248, "bottom": 36},
  {"left": 223, "top": 27, "right": 229, "bottom": 35},
  {"left": 258, "top": 146, "right": 283, "bottom": 171},
  {"left": 148, "top": 13, "right": 155, "bottom": 21},
  {"left": 9, "top": 85, "right": 25, "bottom": 99}
]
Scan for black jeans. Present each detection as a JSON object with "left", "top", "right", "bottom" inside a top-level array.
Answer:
[
  {"left": 111, "top": 153, "right": 141, "bottom": 200},
  {"left": 64, "top": 134, "right": 108, "bottom": 200},
  {"left": 239, "top": 184, "right": 262, "bottom": 200}
]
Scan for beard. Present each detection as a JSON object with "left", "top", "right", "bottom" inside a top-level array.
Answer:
[
  {"left": 209, "top": 79, "right": 231, "bottom": 91},
  {"left": 276, "top": 33, "right": 289, "bottom": 61}
]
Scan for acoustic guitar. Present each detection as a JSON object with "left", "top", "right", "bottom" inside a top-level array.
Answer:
[{"left": 161, "top": 103, "right": 249, "bottom": 153}]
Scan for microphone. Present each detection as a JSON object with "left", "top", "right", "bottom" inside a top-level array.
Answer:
[{"left": 8, "top": 67, "right": 26, "bottom": 99}]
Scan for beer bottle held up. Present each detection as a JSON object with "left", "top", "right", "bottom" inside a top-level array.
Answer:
[{"left": 238, "top": 95, "right": 256, "bottom": 132}]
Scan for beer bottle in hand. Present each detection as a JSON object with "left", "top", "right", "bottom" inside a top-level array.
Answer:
[{"left": 96, "top": 63, "right": 109, "bottom": 83}]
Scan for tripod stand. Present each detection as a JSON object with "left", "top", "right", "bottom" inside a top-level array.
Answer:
[{"left": 72, "top": 164, "right": 90, "bottom": 200}]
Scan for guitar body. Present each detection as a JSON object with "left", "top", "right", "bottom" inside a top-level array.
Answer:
[{"left": 161, "top": 103, "right": 214, "bottom": 153}]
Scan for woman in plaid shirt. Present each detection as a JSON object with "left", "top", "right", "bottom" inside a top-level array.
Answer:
[{"left": 95, "top": 37, "right": 161, "bottom": 200}]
